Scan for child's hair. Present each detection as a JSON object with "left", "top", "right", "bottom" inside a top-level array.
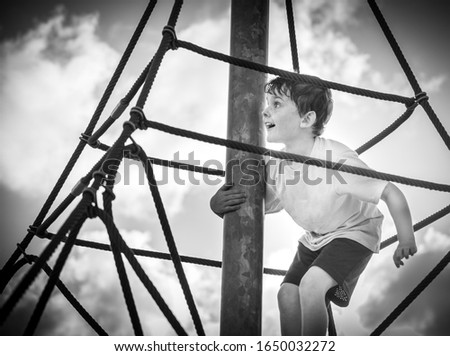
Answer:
[{"left": 264, "top": 77, "right": 333, "bottom": 137}]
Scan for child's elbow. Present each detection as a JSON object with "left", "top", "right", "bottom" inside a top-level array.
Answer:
[{"left": 381, "top": 182, "right": 406, "bottom": 205}]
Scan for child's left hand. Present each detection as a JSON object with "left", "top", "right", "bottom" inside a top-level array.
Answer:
[{"left": 393, "top": 240, "right": 417, "bottom": 268}]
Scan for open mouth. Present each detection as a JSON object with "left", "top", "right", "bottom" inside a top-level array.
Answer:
[{"left": 265, "top": 122, "right": 275, "bottom": 130}]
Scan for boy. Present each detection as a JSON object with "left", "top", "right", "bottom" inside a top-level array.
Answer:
[{"left": 210, "top": 77, "right": 417, "bottom": 336}]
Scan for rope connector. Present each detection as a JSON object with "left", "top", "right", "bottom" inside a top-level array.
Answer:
[
  {"left": 80, "top": 133, "right": 101, "bottom": 149},
  {"left": 83, "top": 187, "right": 98, "bottom": 206},
  {"left": 130, "top": 107, "right": 147, "bottom": 130},
  {"left": 414, "top": 91, "right": 429, "bottom": 105},
  {"left": 111, "top": 99, "right": 129, "bottom": 121},
  {"left": 92, "top": 170, "right": 107, "bottom": 186},
  {"left": 123, "top": 120, "right": 137, "bottom": 132},
  {"left": 162, "top": 25, "right": 178, "bottom": 50},
  {"left": 71, "top": 179, "right": 88, "bottom": 197}
]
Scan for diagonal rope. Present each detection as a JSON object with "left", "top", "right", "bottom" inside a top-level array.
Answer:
[
  {"left": 0, "top": 0, "right": 158, "bottom": 290},
  {"left": 371, "top": 249, "right": 450, "bottom": 335},
  {"left": 285, "top": 0, "right": 300, "bottom": 73},
  {"left": 9, "top": 256, "right": 108, "bottom": 335},
  {"left": 88, "top": 58, "right": 154, "bottom": 147},
  {"left": 28, "top": 256, "right": 108, "bottom": 335},
  {"left": 136, "top": 0, "right": 184, "bottom": 109},
  {"left": 95, "top": 208, "right": 187, "bottom": 336},
  {"left": 102, "top": 181, "right": 144, "bottom": 336},
  {"left": 24, "top": 215, "right": 88, "bottom": 335},
  {"left": 137, "top": 145, "right": 205, "bottom": 336},
  {"left": 0, "top": 188, "right": 98, "bottom": 325},
  {"left": 356, "top": 102, "right": 418, "bottom": 155},
  {"left": 367, "top": 0, "right": 450, "bottom": 150}
]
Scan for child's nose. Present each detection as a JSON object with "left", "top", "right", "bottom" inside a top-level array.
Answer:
[{"left": 262, "top": 107, "right": 270, "bottom": 119}]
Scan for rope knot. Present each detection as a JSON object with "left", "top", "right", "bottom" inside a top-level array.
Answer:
[
  {"left": 162, "top": 25, "right": 178, "bottom": 50},
  {"left": 130, "top": 107, "right": 147, "bottom": 130},
  {"left": 27, "top": 225, "right": 38, "bottom": 235}
]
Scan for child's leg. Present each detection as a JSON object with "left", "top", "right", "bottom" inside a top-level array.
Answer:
[
  {"left": 278, "top": 283, "right": 301, "bottom": 335},
  {"left": 299, "top": 266, "right": 337, "bottom": 336}
]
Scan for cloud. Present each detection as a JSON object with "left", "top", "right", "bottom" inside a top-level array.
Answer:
[
  {"left": 358, "top": 227, "right": 450, "bottom": 335},
  {"left": 0, "top": 12, "right": 119, "bottom": 196}
]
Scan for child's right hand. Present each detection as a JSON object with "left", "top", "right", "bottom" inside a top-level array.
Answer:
[{"left": 210, "top": 183, "right": 247, "bottom": 218}]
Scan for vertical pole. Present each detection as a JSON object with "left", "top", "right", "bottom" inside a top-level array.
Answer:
[{"left": 220, "top": 0, "right": 269, "bottom": 336}]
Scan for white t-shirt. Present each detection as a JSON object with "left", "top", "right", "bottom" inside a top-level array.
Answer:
[{"left": 265, "top": 137, "right": 389, "bottom": 253}]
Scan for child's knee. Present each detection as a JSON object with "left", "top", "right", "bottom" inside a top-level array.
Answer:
[
  {"left": 278, "top": 283, "right": 299, "bottom": 309},
  {"left": 299, "top": 267, "right": 336, "bottom": 300}
]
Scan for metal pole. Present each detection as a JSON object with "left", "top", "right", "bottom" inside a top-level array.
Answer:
[{"left": 220, "top": 0, "right": 269, "bottom": 336}]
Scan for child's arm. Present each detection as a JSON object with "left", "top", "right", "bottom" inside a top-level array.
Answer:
[{"left": 381, "top": 182, "right": 417, "bottom": 268}]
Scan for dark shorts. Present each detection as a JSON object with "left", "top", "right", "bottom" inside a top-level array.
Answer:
[{"left": 282, "top": 238, "right": 373, "bottom": 307}]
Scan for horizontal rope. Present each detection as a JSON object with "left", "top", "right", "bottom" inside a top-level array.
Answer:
[
  {"left": 176, "top": 39, "right": 414, "bottom": 106},
  {"left": 142, "top": 119, "right": 450, "bottom": 193},
  {"left": 39, "top": 233, "right": 286, "bottom": 277}
]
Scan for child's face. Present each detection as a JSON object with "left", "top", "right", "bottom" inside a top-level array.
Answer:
[{"left": 262, "top": 91, "right": 301, "bottom": 144}]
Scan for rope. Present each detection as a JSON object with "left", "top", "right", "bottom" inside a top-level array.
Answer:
[
  {"left": 143, "top": 119, "right": 450, "bottom": 193},
  {"left": 35, "top": 146, "right": 115, "bottom": 236},
  {"left": 421, "top": 100, "right": 450, "bottom": 151},
  {"left": 96, "top": 141, "right": 225, "bottom": 177},
  {"left": 356, "top": 102, "right": 418, "bottom": 155},
  {"left": 34, "top": 256, "right": 108, "bottom": 336},
  {"left": 176, "top": 40, "right": 414, "bottom": 106},
  {"left": 371, "top": 249, "right": 450, "bottom": 335},
  {"left": 87, "top": 58, "right": 154, "bottom": 147},
  {"left": 137, "top": 146, "right": 205, "bottom": 336},
  {"left": 285, "top": 0, "right": 300, "bottom": 73},
  {"left": 136, "top": 0, "right": 184, "bottom": 109},
  {"left": 102, "top": 180, "right": 144, "bottom": 336},
  {"left": 95, "top": 208, "right": 188, "bottom": 336},
  {"left": 39, "top": 233, "right": 287, "bottom": 276},
  {"left": 380, "top": 203, "right": 450, "bottom": 250},
  {"left": 24, "top": 215, "right": 87, "bottom": 335},
  {"left": 10, "top": 255, "right": 108, "bottom": 335},
  {"left": 0, "top": 189, "right": 97, "bottom": 325},
  {"left": 367, "top": 0, "right": 450, "bottom": 150},
  {"left": 0, "top": 0, "right": 157, "bottom": 290}
]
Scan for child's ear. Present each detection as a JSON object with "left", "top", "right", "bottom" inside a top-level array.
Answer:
[{"left": 299, "top": 111, "right": 316, "bottom": 128}]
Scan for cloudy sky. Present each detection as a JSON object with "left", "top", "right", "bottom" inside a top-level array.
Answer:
[{"left": 1, "top": 0, "right": 449, "bottom": 336}]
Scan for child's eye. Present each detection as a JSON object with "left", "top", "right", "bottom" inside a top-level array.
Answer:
[{"left": 274, "top": 101, "right": 281, "bottom": 108}]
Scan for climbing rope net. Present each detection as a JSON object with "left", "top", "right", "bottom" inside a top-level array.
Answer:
[{"left": 1, "top": 0, "right": 449, "bottom": 336}]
